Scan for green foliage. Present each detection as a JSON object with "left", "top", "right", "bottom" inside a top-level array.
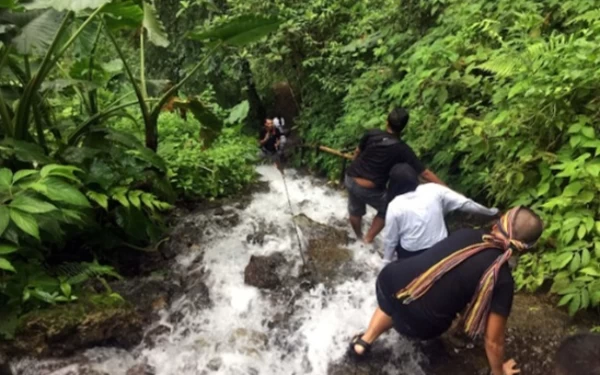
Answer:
[
  {"left": 236, "top": 0, "right": 600, "bottom": 315},
  {"left": 157, "top": 110, "right": 257, "bottom": 199}
]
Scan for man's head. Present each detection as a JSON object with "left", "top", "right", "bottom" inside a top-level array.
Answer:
[
  {"left": 495, "top": 206, "right": 544, "bottom": 251},
  {"left": 555, "top": 333, "right": 600, "bottom": 375},
  {"left": 387, "top": 107, "right": 410, "bottom": 134},
  {"left": 387, "top": 163, "right": 418, "bottom": 203},
  {"left": 264, "top": 118, "right": 273, "bottom": 129}
]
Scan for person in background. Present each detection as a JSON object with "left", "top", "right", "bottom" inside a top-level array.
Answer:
[
  {"left": 273, "top": 115, "right": 287, "bottom": 150},
  {"left": 259, "top": 118, "right": 283, "bottom": 171},
  {"left": 348, "top": 206, "right": 544, "bottom": 375},
  {"left": 382, "top": 163, "right": 498, "bottom": 266},
  {"left": 345, "top": 107, "right": 445, "bottom": 243},
  {"left": 554, "top": 332, "right": 600, "bottom": 375}
]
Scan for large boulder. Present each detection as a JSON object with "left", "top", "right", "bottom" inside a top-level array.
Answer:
[
  {"left": 293, "top": 214, "right": 352, "bottom": 280},
  {"left": 2, "top": 295, "right": 143, "bottom": 358},
  {"left": 244, "top": 253, "right": 287, "bottom": 289}
]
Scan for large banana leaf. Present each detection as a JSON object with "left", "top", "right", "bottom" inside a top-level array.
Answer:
[
  {"left": 142, "top": 0, "right": 168, "bottom": 47},
  {"left": 0, "top": 0, "right": 14, "bottom": 9},
  {"left": 24, "top": 0, "right": 112, "bottom": 12},
  {"left": 3, "top": 9, "right": 63, "bottom": 55},
  {"left": 102, "top": 0, "right": 142, "bottom": 29},
  {"left": 187, "top": 15, "right": 281, "bottom": 46}
]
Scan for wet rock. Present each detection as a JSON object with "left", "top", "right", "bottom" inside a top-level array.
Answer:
[
  {"left": 185, "top": 279, "right": 211, "bottom": 309},
  {"left": 143, "top": 325, "right": 171, "bottom": 348},
  {"left": 126, "top": 363, "right": 155, "bottom": 375},
  {"left": 111, "top": 274, "right": 181, "bottom": 323},
  {"left": 2, "top": 297, "right": 143, "bottom": 358},
  {"left": 244, "top": 253, "right": 286, "bottom": 289},
  {"left": 0, "top": 351, "right": 10, "bottom": 375},
  {"left": 207, "top": 357, "right": 222, "bottom": 371},
  {"left": 228, "top": 328, "right": 268, "bottom": 356},
  {"left": 293, "top": 214, "right": 352, "bottom": 279}
]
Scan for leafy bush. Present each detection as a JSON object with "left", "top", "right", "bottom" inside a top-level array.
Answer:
[
  {"left": 158, "top": 111, "right": 257, "bottom": 199},
  {"left": 239, "top": 0, "right": 600, "bottom": 314}
]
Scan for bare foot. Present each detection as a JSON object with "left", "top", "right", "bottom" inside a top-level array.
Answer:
[{"left": 363, "top": 235, "right": 374, "bottom": 244}]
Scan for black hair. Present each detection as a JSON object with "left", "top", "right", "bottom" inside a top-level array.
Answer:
[
  {"left": 387, "top": 163, "right": 418, "bottom": 203},
  {"left": 387, "top": 107, "right": 410, "bottom": 134},
  {"left": 555, "top": 333, "right": 600, "bottom": 375}
]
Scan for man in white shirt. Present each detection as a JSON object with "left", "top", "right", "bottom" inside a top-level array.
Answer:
[{"left": 382, "top": 163, "right": 499, "bottom": 265}]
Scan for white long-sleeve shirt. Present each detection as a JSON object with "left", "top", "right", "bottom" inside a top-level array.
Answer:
[{"left": 382, "top": 183, "right": 498, "bottom": 263}]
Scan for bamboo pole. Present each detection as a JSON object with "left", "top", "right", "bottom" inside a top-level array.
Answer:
[{"left": 315, "top": 145, "right": 354, "bottom": 160}]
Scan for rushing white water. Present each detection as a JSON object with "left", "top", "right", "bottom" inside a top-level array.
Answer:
[{"left": 12, "top": 166, "right": 427, "bottom": 375}]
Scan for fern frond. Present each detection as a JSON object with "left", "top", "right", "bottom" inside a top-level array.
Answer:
[
  {"left": 567, "top": 9, "right": 600, "bottom": 25},
  {"left": 52, "top": 261, "right": 122, "bottom": 286},
  {"left": 477, "top": 56, "right": 524, "bottom": 78}
]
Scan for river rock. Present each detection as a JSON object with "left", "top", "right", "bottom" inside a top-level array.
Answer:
[
  {"left": 1, "top": 297, "right": 143, "bottom": 358},
  {"left": 126, "top": 362, "right": 155, "bottom": 375},
  {"left": 110, "top": 273, "right": 181, "bottom": 323},
  {"left": 244, "top": 253, "right": 286, "bottom": 289},
  {"left": 293, "top": 214, "right": 352, "bottom": 279}
]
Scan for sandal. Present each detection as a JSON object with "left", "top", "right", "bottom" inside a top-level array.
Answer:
[{"left": 347, "top": 333, "right": 372, "bottom": 360}]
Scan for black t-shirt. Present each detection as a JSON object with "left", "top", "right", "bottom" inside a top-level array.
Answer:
[
  {"left": 378, "top": 228, "right": 514, "bottom": 339},
  {"left": 346, "top": 129, "right": 425, "bottom": 188},
  {"left": 259, "top": 127, "right": 281, "bottom": 153}
]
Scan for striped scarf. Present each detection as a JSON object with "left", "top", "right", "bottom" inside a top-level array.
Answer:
[{"left": 395, "top": 207, "right": 536, "bottom": 338}]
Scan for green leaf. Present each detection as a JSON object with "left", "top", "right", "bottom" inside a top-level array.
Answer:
[
  {"left": 225, "top": 100, "right": 250, "bottom": 125},
  {"left": 188, "top": 15, "right": 282, "bottom": 46},
  {"left": 12, "top": 9, "right": 65, "bottom": 55},
  {"left": 128, "top": 190, "right": 141, "bottom": 209},
  {"left": 9, "top": 209, "right": 39, "bottom": 240},
  {"left": 581, "top": 248, "right": 591, "bottom": 267},
  {"left": 0, "top": 243, "right": 17, "bottom": 254},
  {"left": 12, "top": 170, "right": 39, "bottom": 184},
  {"left": 0, "top": 257, "right": 15, "bottom": 272},
  {"left": 86, "top": 191, "right": 108, "bottom": 210},
  {"left": 577, "top": 224, "right": 587, "bottom": 240},
  {"left": 30, "top": 178, "right": 90, "bottom": 207},
  {"left": 568, "top": 293, "right": 581, "bottom": 316},
  {"left": 24, "top": 0, "right": 112, "bottom": 12},
  {"left": 553, "top": 252, "right": 573, "bottom": 270},
  {"left": 142, "top": 1, "right": 169, "bottom": 47},
  {"left": 570, "top": 253, "right": 581, "bottom": 273},
  {"left": 0, "top": 0, "right": 15, "bottom": 9},
  {"left": 0, "top": 206, "right": 9, "bottom": 236},
  {"left": 60, "top": 282, "right": 71, "bottom": 298},
  {"left": 40, "top": 164, "right": 82, "bottom": 182},
  {"left": 580, "top": 267, "right": 600, "bottom": 277},
  {"left": 103, "top": 0, "right": 143, "bottom": 29},
  {"left": 557, "top": 293, "right": 574, "bottom": 307},
  {"left": 581, "top": 289, "right": 590, "bottom": 310},
  {"left": 140, "top": 193, "right": 155, "bottom": 210},
  {"left": 9, "top": 195, "right": 57, "bottom": 214},
  {"left": 175, "top": 99, "right": 224, "bottom": 148},
  {"left": 0, "top": 168, "right": 13, "bottom": 189},
  {"left": 579, "top": 190, "right": 595, "bottom": 203},
  {"left": 111, "top": 188, "right": 129, "bottom": 208},
  {"left": 536, "top": 182, "right": 550, "bottom": 197},
  {"left": 563, "top": 182, "right": 583, "bottom": 197},
  {"left": 581, "top": 127, "right": 595, "bottom": 138}
]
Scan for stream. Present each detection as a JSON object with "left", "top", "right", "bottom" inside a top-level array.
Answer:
[{"left": 11, "top": 166, "right": 439, "bottom": 375}]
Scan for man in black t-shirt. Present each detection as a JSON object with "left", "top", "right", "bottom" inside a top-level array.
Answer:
[
  {"left": 345, "top": 107, "right": 445, "bottom": 243},
  {"left": 349, "top": 206, "right": 544, "bottom": 375},
  {"left": 259, "top": 118, "right": 283, "bottom": 171}
]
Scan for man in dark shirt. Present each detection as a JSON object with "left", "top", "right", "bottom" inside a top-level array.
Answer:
[
  {"left": 345, "top": 107, "right": 445, "bottom": 243},
  {"left": 349, "top": 206, "right": 544, "bottom": 375},
  {"left": 259, "top": 118, "right": 283, "bottom": 171}
]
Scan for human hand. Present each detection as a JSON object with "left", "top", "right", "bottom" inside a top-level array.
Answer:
[{"left": 502, "top": 359, "right": 520, "bottom": 375}]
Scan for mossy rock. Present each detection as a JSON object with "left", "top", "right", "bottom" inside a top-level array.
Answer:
[{"left": 1, "top": 294, "right": 143, "bottom": 358}]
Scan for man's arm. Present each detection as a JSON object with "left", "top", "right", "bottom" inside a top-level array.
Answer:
[
  {"left": 382, "top": 210, "right": 400, "bottom": 264},
  {"left": 485, "top": 312, "right": 513, "bottom": 375},
  {"left": 259, "top": 131, "right": 270, "bottom": 146},
  {"left": 438, "top": 186, "right": 498, "bottom": 216},
  {"left": 420, "top": 169, "right": 446, "bottom": 186}
]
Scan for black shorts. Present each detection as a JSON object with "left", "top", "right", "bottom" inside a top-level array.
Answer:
[
  {"left": 344, "top": 175, "right": 387, "bottom": 218},
  {"left": 375, "top": 279, "right": 419, "bottom": 338}
]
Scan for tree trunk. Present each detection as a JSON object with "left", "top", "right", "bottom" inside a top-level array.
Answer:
[{"left": 241, "top": 58, "right": 266, "bottom": 130}]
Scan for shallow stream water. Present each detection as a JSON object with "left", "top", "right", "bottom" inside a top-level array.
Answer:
[{"left": 12, "top": 166, "right": 429, "bottom": 375}]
